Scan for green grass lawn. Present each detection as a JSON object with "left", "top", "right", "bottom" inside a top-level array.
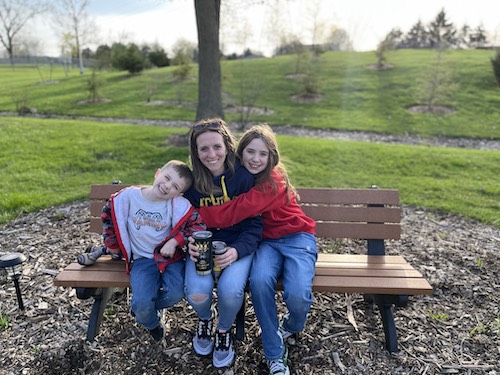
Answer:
[
  {"left": 1, "top": 49, "right": 499, "bottom": 139},
  {"left": 1, "top": 117, "right": 498, "bottom": 228}
]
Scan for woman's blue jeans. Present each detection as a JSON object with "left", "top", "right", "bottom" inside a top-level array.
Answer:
[
  {"left": 185, "top": 253, "right": 253, "bottom": 331},
  {"left": 249, "top": 232, "right": 317, "bottom": 360},
  {"left": 130, "top": 257, "right": 185, "bottom": 330}
]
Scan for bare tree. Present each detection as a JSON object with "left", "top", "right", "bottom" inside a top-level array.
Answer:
[
  {"left": 52, "top": 0, "right": 96, "bottom": 74},
  {"left": 0, "top": 0, "right": 49, "bottom": 65}
]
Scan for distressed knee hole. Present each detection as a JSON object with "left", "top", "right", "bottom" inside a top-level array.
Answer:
[{"left": 189, "top": 293, "right": 208, "bottom": 303}]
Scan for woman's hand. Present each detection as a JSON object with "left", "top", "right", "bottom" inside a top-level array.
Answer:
[{"left": 215, "top": 247, "right": 238, "bottom": 270}]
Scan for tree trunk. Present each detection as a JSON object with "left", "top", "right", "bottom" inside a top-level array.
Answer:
[{"left": 194, "top": 0, "right": 223, "bottom": 121}]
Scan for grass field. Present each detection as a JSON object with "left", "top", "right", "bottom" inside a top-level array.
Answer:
[
  {"left": 1, "top": 117, "right": 498, "bottom": 228},
  {"left": 1, "top": 49, "right": 499, "bottom": 139}
]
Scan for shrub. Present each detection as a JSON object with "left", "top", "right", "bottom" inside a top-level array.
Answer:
[{"left": 491, "top": 48, "right": 500, "bottom": 87}]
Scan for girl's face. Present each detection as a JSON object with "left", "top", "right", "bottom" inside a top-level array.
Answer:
[
  {"left": 196, "top": 131, "right": 228, "bottom": 176},
  {"left": 241, "top": 138, "right": 269, "bottom": 175}
]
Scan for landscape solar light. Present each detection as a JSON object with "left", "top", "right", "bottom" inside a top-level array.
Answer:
[{"left": 0, "top": 253, "right": 27, "bottom": 310}]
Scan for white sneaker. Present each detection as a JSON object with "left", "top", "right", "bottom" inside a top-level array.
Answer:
[{"left": 267, "top": 346, "right": 290, "bottom": 375}]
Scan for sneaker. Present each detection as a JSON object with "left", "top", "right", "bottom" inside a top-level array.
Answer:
[
  {"left": 267, "top": 346, "right": 290, "bottom": 375},
  {"left": 193, "top": 318, "right": 214, "bottom": 355},
  {"left": 213, "top": 329, "right": 235, "bottom": 368},
  {"left": 278, "top": 313, "right": 294, "bottom": 340},
  {"left": 149, "top": 320, "right": 165, "bottom": 342}
]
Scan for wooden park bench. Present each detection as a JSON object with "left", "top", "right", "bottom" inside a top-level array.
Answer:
[{"left": 54, "top": 184, "right": 432, "bottom": 353}]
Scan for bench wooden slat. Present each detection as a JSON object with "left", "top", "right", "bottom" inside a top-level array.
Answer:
[
  {"left": 54, "top": 258, "right": 129, "bottom": 288},
  {"left": 312, "top": 275, "right": 432, "bottom": 294},
  {"left": 315, "top": 222, "right": 400, "bottom": 239},
  {"left": 301, "top": 206, "right": 401, "bottom": 223},
  {"left": 317, "top": 253, "right": 407, "bottom": 264},
  {"left": 90, "top": 184, "right": 130, "bottom": 199},
  {"left": 297, "top": 188, "right": 400, "bottom": 205}
]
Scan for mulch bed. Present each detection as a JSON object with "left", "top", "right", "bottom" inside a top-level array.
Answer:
[{"left": 1, "top": 201, "right": 499, "bottom": 375}]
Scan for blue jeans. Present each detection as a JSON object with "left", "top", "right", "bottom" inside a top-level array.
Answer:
[
  {"left": 185, "top": 253, "right": 253, "bottom": 331},
  {"left": 130, "top": 257, "right": 185, "bottom": 330},
  {"left": 249, "top": 233, "right": 317, "bottom": 360}
]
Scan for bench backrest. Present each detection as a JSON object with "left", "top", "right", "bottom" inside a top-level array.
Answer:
[{"left": 90, "top": 185, "right": 401, "bottom": 255}]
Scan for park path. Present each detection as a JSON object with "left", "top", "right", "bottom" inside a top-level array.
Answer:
[{"left": 2, "top": 112, "right": 499, "bottom": 151}]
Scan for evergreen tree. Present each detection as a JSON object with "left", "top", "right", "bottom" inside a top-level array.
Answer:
[{"left": 428, "top": 9, "right": 457, "bottom": 49}]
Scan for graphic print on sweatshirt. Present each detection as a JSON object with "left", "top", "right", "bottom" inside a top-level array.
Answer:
[{"left": 132, "top": 209, "right": 169, "bottom": 231}]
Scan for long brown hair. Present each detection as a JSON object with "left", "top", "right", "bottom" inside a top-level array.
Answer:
[
  {"left": 189, "top": 118, "right": 237, "bottom": 195},
  {"left": 237, "top": 123, "right": 297, "bottom": 202}
]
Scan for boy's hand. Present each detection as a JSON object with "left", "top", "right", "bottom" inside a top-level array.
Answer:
[
  {"left": 160, "top": 238, "right": 179, "bottom": 258},
  {"left": 107, "top": 247, "right": 120, "bottom": 255},
  {"left": 187, "top": 236, "right": 200, "bottom": 262}
]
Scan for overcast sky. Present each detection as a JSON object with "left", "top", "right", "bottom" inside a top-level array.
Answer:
[{"left": 27, "top": 0, "right": 500, "bottom": 57}]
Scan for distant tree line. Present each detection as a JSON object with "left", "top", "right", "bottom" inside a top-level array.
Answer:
[{"left": 383, "top": 9, "right": 491, "bottom": 50}]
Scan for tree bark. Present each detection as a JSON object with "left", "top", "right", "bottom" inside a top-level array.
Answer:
[{"left": 194, "top": 0, "right": 224, "bottom": 121}]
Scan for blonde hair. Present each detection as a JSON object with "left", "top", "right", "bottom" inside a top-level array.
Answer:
[
  {"left": 189, "top": 118, "right": 237, "bottom": 195},
  {"left": 237, "top": 123, "right": 297, "bottom": 202}
]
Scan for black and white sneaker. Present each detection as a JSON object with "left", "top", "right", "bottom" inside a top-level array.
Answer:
[
  {"left": 193, "top": 317, "right": 214, "bottom": 355},
  {"left": 213, "top": 329, "right": 235, "bottom": 368}
]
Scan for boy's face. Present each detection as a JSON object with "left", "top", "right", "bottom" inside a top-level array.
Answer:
[{"left": 152, "top": 165, "right": 189, "bottom": 200}]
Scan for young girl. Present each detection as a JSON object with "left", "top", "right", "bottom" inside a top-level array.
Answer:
[
  {"left": 183, "top": 118, "right": 262, "bottom": 368},
  {"left": 198, "top": 124, "right": 317, "bottom": 375}
]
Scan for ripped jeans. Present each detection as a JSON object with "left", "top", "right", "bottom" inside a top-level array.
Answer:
[{"left": 184, "top": 253, "right": 253, "bottom": 331}]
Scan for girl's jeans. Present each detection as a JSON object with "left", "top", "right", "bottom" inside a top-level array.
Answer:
[
  {"left": 130, "top": 257, "right": 185, "bottom": 330},
  {"left": 249, "top": 233, "right": 317, "bottom": 360},
  {"left": 185, "top": 252, "right": 253, "bottom": 331}
]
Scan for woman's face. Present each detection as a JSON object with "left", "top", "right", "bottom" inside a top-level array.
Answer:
[
  {"left": 196, "top": 131, "right": 228, "bottom": 176},
  {"left": 241, "top": 138, "right": 269, "bottom": 175}
]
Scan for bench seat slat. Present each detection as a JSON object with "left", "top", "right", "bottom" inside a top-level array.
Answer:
[
  {"left": 54, "top": 269, "right": 129, "bottom": 288},
  {"left": 312, "top": 275, "right": 433, "bottom": 294}
]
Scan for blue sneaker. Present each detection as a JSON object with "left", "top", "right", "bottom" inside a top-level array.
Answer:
[
  {"left": 278, "top": 313, "right": 294, "bottom": 340},
  {"left": 213, "top": 329, "right": 235, "bottom": 368}
]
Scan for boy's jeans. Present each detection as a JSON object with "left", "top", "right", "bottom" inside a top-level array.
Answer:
[
  {"left": 249, "top": 232, "right": 317, "bottom": 360},
  {"left": 130, "top": 257, "right": 185, "bottom": 330},
  {"left": 185, "top": 253, "right": 253, "bottom": 331}
]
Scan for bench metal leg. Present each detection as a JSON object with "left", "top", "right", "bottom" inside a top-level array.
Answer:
[
  {"left": 235, "top": 297, "right": 245, "bottom": 341},
  {"left": 86, "top": 288, "right": 114, "bottom": 342},
  {"left": 377, "top": 300, "right": 398, "bottom": 353}
]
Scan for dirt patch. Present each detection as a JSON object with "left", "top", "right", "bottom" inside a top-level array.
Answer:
[
  {"left": 407, "top": 105, "right": 456, "bottom": 115},
  {"left": 76, "top": 98, "right": 111, "bottom": 105},
  {"left": 290, "top": 93, "right": 324, "bottom": 103}
]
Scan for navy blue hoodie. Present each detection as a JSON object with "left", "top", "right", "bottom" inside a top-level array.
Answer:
[{"left": 184, "top": 160, "right": 263, "bottom": 259}]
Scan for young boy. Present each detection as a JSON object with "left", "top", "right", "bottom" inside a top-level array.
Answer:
[{"left": 100, "top": 160, "right": 205, "bottom": 341}]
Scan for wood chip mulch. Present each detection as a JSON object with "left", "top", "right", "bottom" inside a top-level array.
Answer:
[{"left": 1, "top": 201, "right": 499, "bottom": 375}]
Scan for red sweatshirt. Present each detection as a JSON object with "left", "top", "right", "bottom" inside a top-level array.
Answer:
[{"left": 198, "top": 169, "right": 315, "bottom": 239}]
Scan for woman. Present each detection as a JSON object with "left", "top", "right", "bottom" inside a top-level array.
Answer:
[
  {"left": 183, "top": 118, "right": 262, "bottom": 369},
  {"left": 198, "top": 123, "right": 317, "bottom": 375}
]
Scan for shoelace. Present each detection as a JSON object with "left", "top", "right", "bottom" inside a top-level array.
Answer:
[
  {"left": 197, "top": 319, "right": 212, "bottom": 339},
  {"left": 268, "top": 358, "right": 286, "bottom": 373},
  {"left": 215, "top": 331, "right": 230, "bottom": 350}
]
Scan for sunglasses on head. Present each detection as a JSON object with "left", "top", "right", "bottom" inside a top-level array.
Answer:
[{"left": 192, "top": 121, "right": 222, "bottom": 132}]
